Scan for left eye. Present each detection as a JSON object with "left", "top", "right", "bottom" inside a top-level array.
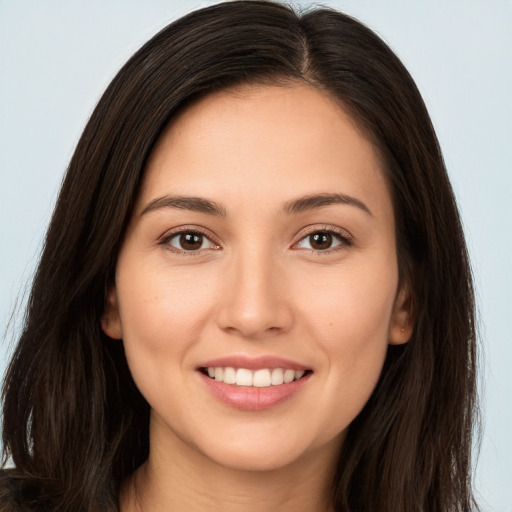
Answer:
[
  {"left": 295, "top": 231, "right": 346, "bottom": 251},
  {"left": 164, "top": 231, "right": 218, "bottom": 252}
]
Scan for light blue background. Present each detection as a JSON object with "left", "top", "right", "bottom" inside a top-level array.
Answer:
[{"left": 1, "top": 1, "right": 511, "bottom": 510}]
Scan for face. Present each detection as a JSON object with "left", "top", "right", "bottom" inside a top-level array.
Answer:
[{"left": 103, "top": 83, "right": 412, "bottom": 473}]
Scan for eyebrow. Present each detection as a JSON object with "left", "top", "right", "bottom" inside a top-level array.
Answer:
[
  {"left": 140, "top": 192, "right": 372, "bottom": 218},
  {"left": 141, "top": 195, "right": 227, "bottom": 217},
  {"left": 282, "top": 193, "right": 373, "bottom": 216}
]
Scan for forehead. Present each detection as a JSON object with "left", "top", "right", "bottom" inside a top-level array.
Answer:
[{"left": 138, "top": 83, "right": 392, "bottom": 220}]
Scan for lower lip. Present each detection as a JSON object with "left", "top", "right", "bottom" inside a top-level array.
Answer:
[{"left": 199, "top": 372, "right": 311, "bottom": 411}]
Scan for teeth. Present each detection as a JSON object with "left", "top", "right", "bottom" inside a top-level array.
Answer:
[
  {"left": 204, "top": 367, "right": 308, "bottom": 387},
  {"left": 223, "top": 367, "right": 236, "bottom": 384},
  {"left": 253, "top": 369, "right": 271, "bottom": 387},
  {"left": 271, "top": 368, "right": 284, "bottom": 385},
  {"left": 283, "top": 369, "right": 295, "bottom": 383},
  {"left": 236, "top": 368, "right": 253, "bottom": 386}
]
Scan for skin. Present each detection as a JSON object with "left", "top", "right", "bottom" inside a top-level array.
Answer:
[{"left": 103, "top": 83, "right": 413, "bottom": 512}]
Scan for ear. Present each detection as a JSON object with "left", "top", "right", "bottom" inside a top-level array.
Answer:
[
  {"left": 101, "top": 287, "right": 123, "bottom": 339},
  {"left": 388, "top": 279, "right": 414, "bottom": 345}
]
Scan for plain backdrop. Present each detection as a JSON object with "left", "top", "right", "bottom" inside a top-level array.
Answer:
[{"left": 1, "top": 0, "right": 511, "bottom": 510}]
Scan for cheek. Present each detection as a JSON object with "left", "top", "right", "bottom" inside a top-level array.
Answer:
[
  {"left": 296, "top": 258, "right": 398, "bottom": 390},
  {"left": 113, "top": 261, "right": 223, "bottom": 425},
  {"left": 295, "top": 267, "right": 396, "bottom": 441},
  {"left": 302, "top": 261, "right": 396, "bottom": 334},
  {"left": 115, "top": 262, "right": 218, "bottom": 371}
]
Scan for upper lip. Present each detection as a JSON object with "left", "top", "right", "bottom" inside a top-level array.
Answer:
[{"left": 198, "top": 355, "right": 310, "bottom": 371}]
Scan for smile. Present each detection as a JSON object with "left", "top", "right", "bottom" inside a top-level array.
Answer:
[
  {"left": 201, "top": 367, "right": 309, "bottom": 387},
  {"left": 198, "top": 358, "right": 313, "bottom": 410}
]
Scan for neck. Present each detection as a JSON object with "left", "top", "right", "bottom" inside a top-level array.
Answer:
[{"left": 120, "top": 421, "right": 340, "bottom": 512}]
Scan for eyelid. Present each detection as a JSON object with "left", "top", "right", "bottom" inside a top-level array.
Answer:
[
  {"left": 291, "top": 225, "right": 354, "bottom": 253},
  {"left": 158, "top": 224, "right": 352, "bottom": 255},
  {"left": 159, "top": 225, "right": 221, "bottom": 254}
]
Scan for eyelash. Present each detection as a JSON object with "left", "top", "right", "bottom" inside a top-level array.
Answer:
[
  {"left": 159, "top": 226, "right": 353, "bottom": 255},
  {"left": 294, "top": 226, "right": 353, "bottom": 254},
  {"left": 160, "top": 228, "right": 219, "bottom": 255}
]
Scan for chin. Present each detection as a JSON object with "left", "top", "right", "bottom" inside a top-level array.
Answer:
[
  {"left": 191, "top": 425, "right": 345, "bottom": 474},
  {"left": 204, "top": 444, "right": 311, "bottom": 473}
]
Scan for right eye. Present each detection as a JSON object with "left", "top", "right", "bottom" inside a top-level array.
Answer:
[{"left": 162, "top": 230, "right": 219, "bottom": 253}]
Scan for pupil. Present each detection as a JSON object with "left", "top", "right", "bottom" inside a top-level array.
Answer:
[
  {"left": 180, "top": 233, "right": 202, "bottom": 250},
  {"left": 311, "top": 232, "right": 332, "bottom": 250}
]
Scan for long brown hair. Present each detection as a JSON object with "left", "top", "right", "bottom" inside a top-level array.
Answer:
[{"left": 1, "top": 2, "right": 478, "bottom": 510}]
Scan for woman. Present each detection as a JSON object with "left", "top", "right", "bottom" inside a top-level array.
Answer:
[{"left": 0, "top": 1, "right": 478, "bottom": 510}]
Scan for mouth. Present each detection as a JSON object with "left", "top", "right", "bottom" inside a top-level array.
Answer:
[
  {"left": 197, "top": 356, "right": 313, "bottom": 410},
  {"left": 199, "top": 366, "right": 312, "bottom": 387}
]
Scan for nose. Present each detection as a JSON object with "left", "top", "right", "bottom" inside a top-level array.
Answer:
[{"left": 215, "top": 250, "right": 293, "bottom": 340}]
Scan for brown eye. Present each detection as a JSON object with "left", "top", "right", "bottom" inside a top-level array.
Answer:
[
  {"left": 180, "top": 233, "right": 203, "bottom": 250},
  {"left": 295, "top": 230, "right": 349, "bottom": 252},
  {"left": 309, "top": 232, "right": 333, "bottom": 250},
  {"left": 164, "top": 231, "right": 218, "bottom": 252}
]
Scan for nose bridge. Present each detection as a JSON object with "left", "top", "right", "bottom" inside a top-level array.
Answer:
[{"left": 216, "top": 239, "right": 292, "bottom": 338}]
